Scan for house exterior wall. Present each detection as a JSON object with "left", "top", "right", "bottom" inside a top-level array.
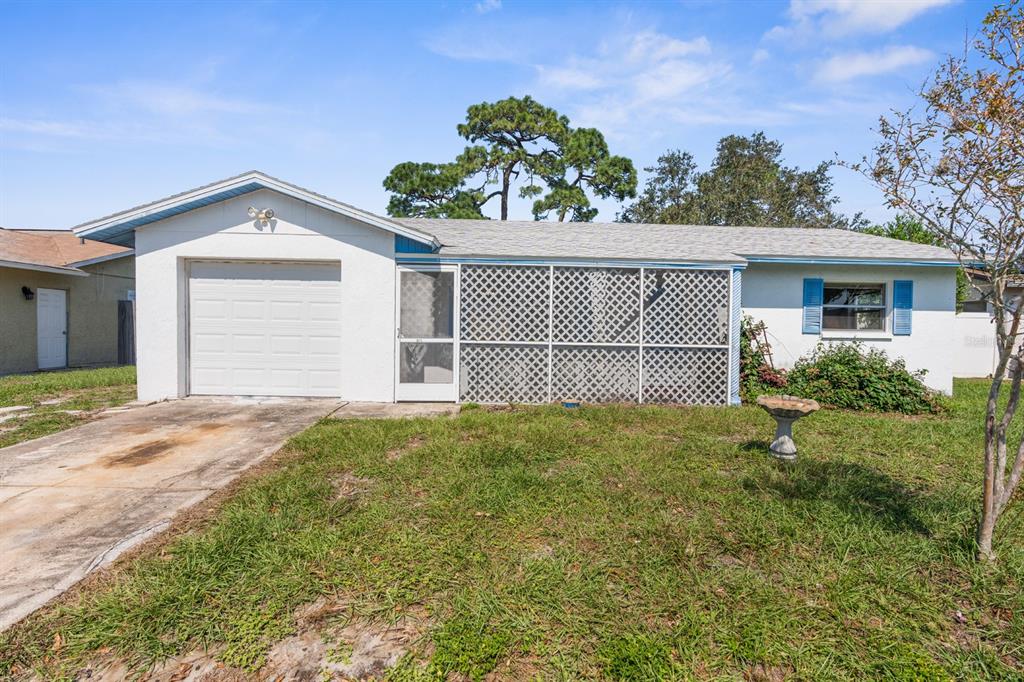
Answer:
[
  {"left": 953, "top": 311, "right": 997, "bottom": 378},
  {"left": 741, "top": 263, "right": 956, "bottom": 394},
  {"left": 133, "top": 188, "right": 396, "bottom": 402},
  {"left": 0, "top": 257, "right": 135, "bottom": 375}
]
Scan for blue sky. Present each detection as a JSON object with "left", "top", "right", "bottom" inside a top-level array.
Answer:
[{"left": 0, "top": 0, "right": 988, "bottom": 229}]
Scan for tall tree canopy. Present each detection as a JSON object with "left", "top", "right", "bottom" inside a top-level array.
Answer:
[
  {"left": 383, "top": 96, "right": 636, "bottom": 221},
  {"left": 620, "top": 133, "right": 862, "bottom": 229}
]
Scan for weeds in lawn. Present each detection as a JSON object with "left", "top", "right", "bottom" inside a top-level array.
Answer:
[
  {"left": 0, "top": 380, "right": 1021, "bottom": 680},
  {"left": 0, "top": 366, "right": 136, "bottom": 447}
]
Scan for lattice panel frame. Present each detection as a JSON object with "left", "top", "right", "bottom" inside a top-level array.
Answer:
[
  {"left": 454, "top": 264, "right": 734, "bottom": 406},
  {"left": 642, "top": 347, "right": 729, "bottom": 404},
  {"left": 459, "top": 343, "right": 549, "bottom": 404},
  {"left": 551, "top": 346, "right": 639, "bottom": 403},
  {"left": 460, "top": 265, "right": 550, "bottom": 342},
  {"left": 552, "top": 267, "right": 640, "bottom": 344},
  {"left": 730, "top": 269, "right": 742, "bottom": 404},
  {"left": 643, "top": 269, "right": 730, "bottom": 346}
]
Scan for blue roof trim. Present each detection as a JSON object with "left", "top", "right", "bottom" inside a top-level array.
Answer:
[
  {"left": 395, "top": 235, "right": 437, "bottom": 254},
  {"left": 83, "top": 183, "right": 263, "bottom": 247},
  {"left": 745, "top": 256, "right": 960, "bottom": 268},
  {"left": 396, "top": 255, "right": 744, "bottom": 270}
]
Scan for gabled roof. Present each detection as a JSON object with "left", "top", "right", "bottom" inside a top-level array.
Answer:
[
  {"left": 395, "top": 218, "right": 959, "bottom": 266},
  {"left": 0, "top": 228, "right": 132, "bottom": 276},
  {"left": 72, "top": 171, "right": 439, "bottom": 249}
]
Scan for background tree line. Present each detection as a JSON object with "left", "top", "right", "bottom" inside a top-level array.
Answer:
[{"left": 383, "top": 96, "right": 869, "bottom": 231}]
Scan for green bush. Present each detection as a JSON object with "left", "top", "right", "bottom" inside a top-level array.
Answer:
[
  {"left": 786, "top": 343, "right": 942, "bottom": 414},
  {"left": 740, "top": 318, "right": 941, "bottom": 414}
]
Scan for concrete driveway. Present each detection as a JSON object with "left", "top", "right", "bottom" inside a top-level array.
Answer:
[{"left": 0, "top": 396, "right": 341, "bottom": 631}]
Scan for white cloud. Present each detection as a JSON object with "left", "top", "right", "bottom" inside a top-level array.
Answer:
[
  {"left": 625, "top": 32, "right": 711, "bottom": 62},
  {"left": 85, "top": 81, "right": 262, "bottom": 117},
  {"left": 475, "top": 0, "right": 501, "bottom": 13},
  {"left": 768, "top": 0, "right": 955, "bottom": 39},
  {"left": 0, "top": 118, "right": 99, "bottom": 138},
  {"left": 529, "top": 29, "right": 746, "bottom": 138},
  {"left": 536, "top": 64, "right": 607, "bottom": 91},
  {"left": 751, "top": 48, "right": 771, "bottom": 64},
  {"left": 815, "top": 45, "right": 934, "bottom": 82}
]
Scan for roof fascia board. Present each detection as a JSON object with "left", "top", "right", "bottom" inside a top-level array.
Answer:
[
  {"left": 67, "top": 250, "right": 134, "bottom": 268},
  {"left": 73, "top": 173, "right": 439, "bottom": 248},
  {"left": 744, "top": 256, "right": 960, "bottom": 268},
  {"left": 0, "top": 260, "right": 89, "bottom": 276},
  {"left": 396, "top": 255, "right": 746, "bottom": 269}
]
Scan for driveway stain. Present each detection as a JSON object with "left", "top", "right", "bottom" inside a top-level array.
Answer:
[{"left": 102, "top": 424, "right": 232, "bottom": 468}]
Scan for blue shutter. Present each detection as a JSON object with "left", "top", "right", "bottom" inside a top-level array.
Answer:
[
  {"left": 802, "top": 278, "right": 824, "bottom": 334},
  {"left": 893, "top": 280, "right": 913, "bottom": 335}
]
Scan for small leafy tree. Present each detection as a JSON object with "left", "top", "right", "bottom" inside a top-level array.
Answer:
[
  {"left": 621, "top": 133, "right": 863, "bottom": 229},
  {"left": 845, "top": 0, "right": 1024, "bottom": 561},
  {"left": 384, "top": 96, "right": 636, "bottom": 221}
]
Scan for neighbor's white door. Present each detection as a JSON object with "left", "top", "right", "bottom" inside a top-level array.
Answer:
[
  {"left": 396, "top": 266, "right": 458, "bottom": 401},
  {"left": 188, "top": 261, "right": 342, "bottom": 397},
  {"left": 37, "top": 288, "right": 67, "bottom": 369}
]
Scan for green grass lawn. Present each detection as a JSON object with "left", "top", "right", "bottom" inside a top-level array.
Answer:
[
  {"left": 1, "top": 380, "right": 1021, "bottom": 680},
  {"left": 0, "top": 366, "right": 137, "bottom": 448}
]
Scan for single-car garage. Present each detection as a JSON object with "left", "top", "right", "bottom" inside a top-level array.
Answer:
[{"left": 188, "top": 261, "right": 342, "bottom": 397}]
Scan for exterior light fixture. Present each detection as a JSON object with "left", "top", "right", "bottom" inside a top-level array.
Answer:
[
  {"left": 22, "top": 286, "right": 34, "bottom": 300},
  {"left": 247, "top": 206, "right": 275, "bottom": 227}
]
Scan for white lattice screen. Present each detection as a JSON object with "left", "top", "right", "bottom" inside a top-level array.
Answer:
[{"left": 458, "top": 264, "right": 731, "bottom": 405}]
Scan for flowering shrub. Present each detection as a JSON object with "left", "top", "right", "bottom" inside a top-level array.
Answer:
[{"left": 740, "top": 318, "right": 941, "bottom": 414}]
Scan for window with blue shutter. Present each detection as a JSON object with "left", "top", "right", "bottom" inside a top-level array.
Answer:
[
  {"left": 802, "top": 278, "right": 824, "bottom": 334},
  {"left": 893, "top": 280, "right": 913, "bottom": 335}
]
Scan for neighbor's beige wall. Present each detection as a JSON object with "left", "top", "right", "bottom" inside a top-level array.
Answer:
[{"left": 0, "top": 257, "right": 135, "bottom": 375}]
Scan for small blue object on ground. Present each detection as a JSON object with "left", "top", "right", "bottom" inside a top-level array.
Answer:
[{"left": 562, "top": 401, "right": 581, "bottom": 408}]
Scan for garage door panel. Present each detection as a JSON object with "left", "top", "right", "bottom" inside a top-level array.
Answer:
[
  {"left": 270, "top": 301, "right": 303, "bottom": 321},
  {"left": 192, "top": 332, "right": 229, "bottom": 354},
  {"left": 308, "top": 335, "right": 341, "bottom": 356},
  {"left": 189, "top": 262, "right": 342, "bottom": 397},
  {"left": 232, "top": 300, "right": 268, "bottom": 321},
  {"left": 270, "top": 334, "right": 304, "bottom": 356}
]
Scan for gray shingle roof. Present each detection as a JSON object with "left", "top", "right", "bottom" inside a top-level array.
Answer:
[{"left": 395, "top": 218, "right": 957, "bottom": 265}]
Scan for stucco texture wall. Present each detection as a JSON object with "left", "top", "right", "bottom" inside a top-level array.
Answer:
[
  {"left": 0, "top": 257, "right": 135, "bottom": 374},
  {"left": 741, "top": 263, "right": 956, "bottom": 394},
  {"left": 133, "top": 189, "right": 396, "bottom": 402}
]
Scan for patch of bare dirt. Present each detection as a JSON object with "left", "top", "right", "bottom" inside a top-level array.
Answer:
[
  {"left": 333, "top": 472, "right": 372, "bottom": 500},
  {"left": 744, "top": 663, "right": 793, "bottom": 681},
  {"left": 385, "top": 435, "right": 425, "bottom": 462},
  {"left": 58, "top": 598, "right": 428, "bottom": 682}
]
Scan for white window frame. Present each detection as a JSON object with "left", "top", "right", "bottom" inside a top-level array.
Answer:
[{"left": 821, "top": 282, "right": 888, "bottom": 333}]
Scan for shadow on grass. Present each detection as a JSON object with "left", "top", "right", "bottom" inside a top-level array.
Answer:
[{"left": 742, "top": 452, "right": 932, "bottom": 536}]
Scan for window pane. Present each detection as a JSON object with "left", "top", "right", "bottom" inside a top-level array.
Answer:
[
  {"left": 823, "top": 307, "right": 884, "bottom": 330},
  {"left": 400, "top": 342, "right": 453, "bottom": 383},
  {"left": 824, "top": 285, "right": 884, "bottom": 306},
  {"left": 400, "top": 271, "right": 454, "bottom": 338}
]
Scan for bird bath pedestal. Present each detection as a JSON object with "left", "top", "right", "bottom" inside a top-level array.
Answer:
[{"left": 756, "top": 395, "right": 820, "bottom": 461}]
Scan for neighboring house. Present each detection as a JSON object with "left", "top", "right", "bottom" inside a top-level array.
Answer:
[
  {"left": 71, "top": 171, "right": 958, "bottom": 405},
  {"left": 0, "top": 228, "right": 135, "bottom": 375},
  {"left": 952, "top": 269, "right": 1024, "bottom": 378}
]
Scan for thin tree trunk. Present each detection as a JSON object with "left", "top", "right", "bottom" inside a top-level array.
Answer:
[
  {"left": 979, "top": 304, "right": 1023, "bottom": 561},
  {"left": 500, "top": 165, "right": 512, "bottom": 220}
]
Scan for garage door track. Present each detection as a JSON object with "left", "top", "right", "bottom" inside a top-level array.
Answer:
[{"left": 0, "top": 397, "right": 340, "bottom": 631}]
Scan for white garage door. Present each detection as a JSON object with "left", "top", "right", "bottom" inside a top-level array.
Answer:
[{"left": 189, "top": 261, "right": 342, "bottom": 396}]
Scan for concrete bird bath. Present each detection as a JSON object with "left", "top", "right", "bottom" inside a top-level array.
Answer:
[{"left": 756, "top": 395, "right": 820, "bottom": 461}]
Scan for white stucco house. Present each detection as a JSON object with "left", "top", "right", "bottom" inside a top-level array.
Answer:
[{"left": 72, "top": 171, "right": 959, "bottom": 405}]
